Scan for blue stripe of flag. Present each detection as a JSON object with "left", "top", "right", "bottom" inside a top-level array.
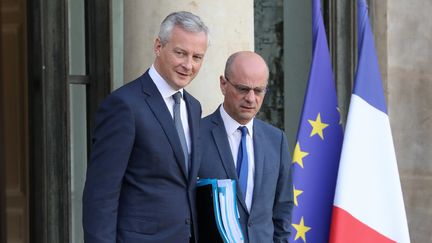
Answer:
[{"left": 353, "top": 0, "right": 387, "bottom": 114}]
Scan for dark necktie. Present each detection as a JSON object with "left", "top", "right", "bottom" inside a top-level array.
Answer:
[
  {"left": 237, "top": 126, "right": 249, "bottom": 199},
  {"left": 172, "top": 91, "right": 189, "bottom": 174}
]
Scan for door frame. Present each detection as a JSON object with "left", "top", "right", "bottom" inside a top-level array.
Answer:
[
  {"left": 1, "top": 31, "right": 5, "bottom": 242},
  {"left": 28, "top": 0, "right": 69, "bottom": 241},
  {"left": 27, "top": 0, "right": 111, "bottom": 242}
]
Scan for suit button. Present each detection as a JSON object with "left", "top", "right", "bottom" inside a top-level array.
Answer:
[
  {"left": 185, "top": 218, "right": 191, "bottom": 225},
  {"left": 248, "top": 222, "right": 253, "bottom": 227}
]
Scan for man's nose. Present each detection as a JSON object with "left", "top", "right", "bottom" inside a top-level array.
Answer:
[
  {"left": 182, "top": 56, "right": 193, "bottom": 70},
  {"left": 244, "top": 89, "right": 256, "bottom": 102}
]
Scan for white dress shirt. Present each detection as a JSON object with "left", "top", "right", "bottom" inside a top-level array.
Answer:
[
  {"left": 149, "top": 65, "right": 191, "bottom": 154},
  {"left": 220, "top": 105, "right": 255, "bottom": 211}
]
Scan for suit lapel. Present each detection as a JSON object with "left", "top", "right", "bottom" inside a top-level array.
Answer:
[
  {"left": 140, "top": 73, "right": 189, "bottom": 180},
  {"left": 210, "top": 111, "right": 238, "bottom": 180},
  {"left": 210, "top": 111, "right": 249, "bottom": 213},
  {"left": 184, "top": 91, "right": 200, "bottom": 184},
  {"left": 249, "top": 122, "right": 265, "bottom": 214}
]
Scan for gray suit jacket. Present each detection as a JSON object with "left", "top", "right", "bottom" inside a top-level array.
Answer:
[{"left": 198, "top": 108, "right": 293, "bottom": 243}]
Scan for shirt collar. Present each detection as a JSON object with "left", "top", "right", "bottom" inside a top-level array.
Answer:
[
  {"left": 149, "top": 65, "right": 183, "bottom": 98},
  {"left": 219, "top": 105, "right": 254, "bottom": 137}
]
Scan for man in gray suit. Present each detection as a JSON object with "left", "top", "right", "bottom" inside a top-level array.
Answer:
[{"left": 198, "top": 51, "right": 293, "bottom": 242}]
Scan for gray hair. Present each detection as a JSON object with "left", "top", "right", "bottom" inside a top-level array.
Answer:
[{"left": 158, "top": 11, "right": 209, "bottom": 46}]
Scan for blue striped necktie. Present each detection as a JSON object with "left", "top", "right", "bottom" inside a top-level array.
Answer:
[{"left": 237, "top": 126, "right": 249, "bottom": 199}]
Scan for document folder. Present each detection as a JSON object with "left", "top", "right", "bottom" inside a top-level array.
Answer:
[{"left": 197, "top": 179, "right": 244, "bottom": 243}]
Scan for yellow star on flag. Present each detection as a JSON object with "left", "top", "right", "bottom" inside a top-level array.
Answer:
[
  {"left": 292, "top": 217, "right": 311, "bottom": 242},
  {"left": 308, "top": 113, "right": 329, "bottom": 140},
  {"left": 293, "top": 185, "right": 303, "bottom": 206},
  {"left": 292, "top": 142, "right": 309, "bottom": 168}
]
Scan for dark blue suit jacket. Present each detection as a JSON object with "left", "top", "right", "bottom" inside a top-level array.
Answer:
[
  {"left": 198, "top": 109, "right": 293, "bottom": 243},
  {"left": 83, "top": 71, "right": 201, "bottom": 243}
]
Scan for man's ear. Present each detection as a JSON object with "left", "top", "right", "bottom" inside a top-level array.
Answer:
[
  {"left": 220, "top": 75, "right": 226, "bottom": 95},
  {"left": 154, "top": 38, "right": 162, "bottom": 56}
]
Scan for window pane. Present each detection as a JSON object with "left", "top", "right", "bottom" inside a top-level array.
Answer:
[
  {"left": 112, "top": 0, "right": 124, "bottom": 90},
  {"left": 69, "top": 84, "right": 87, "bottom": 243},
  {"left": 68, "top": 0, "right": 86, "bottom": 75}
]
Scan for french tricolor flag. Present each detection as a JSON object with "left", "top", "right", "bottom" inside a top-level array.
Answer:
[{"left": 329, "top": 0, "right": 410, "bottom": 242}]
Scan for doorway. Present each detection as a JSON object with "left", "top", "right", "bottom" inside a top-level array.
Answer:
[
  {"left": 1, "top": 0, "right": 29, "bottom": 242},
  {"left": 1, "top": 0, "right": 114, "bottom": 242}
]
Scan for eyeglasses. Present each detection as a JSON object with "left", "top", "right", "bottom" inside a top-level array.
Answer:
[{"left": 224, "top": 77, "right": 268, "bottom": 96}]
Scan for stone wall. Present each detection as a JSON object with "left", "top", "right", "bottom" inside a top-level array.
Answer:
[
  {"left": 124, "top": 0, "right": 255, "bottom": 116},
  {"left": 386, "top": 0, "right": 432, "bottom": 241}
]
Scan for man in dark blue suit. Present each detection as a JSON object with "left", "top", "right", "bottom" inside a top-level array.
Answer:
[
  {"left": 82, "top": 11, "right": 209, "bottom": 243},
  {"left": 198, "top": 51, "right": 293, "bottom": 243}
]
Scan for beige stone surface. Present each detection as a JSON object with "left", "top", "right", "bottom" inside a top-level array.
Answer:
[
  {"left": 387, "top": 0, "right": 432, "bottom": 241},
  {"left": 124, "top": 0, "right": 254, "bottom": 116}
]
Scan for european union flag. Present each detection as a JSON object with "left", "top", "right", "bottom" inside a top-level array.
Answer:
[{"left": 289, "top": 0, "right": 343, "bottom": 242}]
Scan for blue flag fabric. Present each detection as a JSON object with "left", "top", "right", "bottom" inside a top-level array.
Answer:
[
  {"left": 289, "top": 0, "right": 344, "bottom": 242},
  {"left": 354, "top": 0, "right": 387, "bottom": 113}
]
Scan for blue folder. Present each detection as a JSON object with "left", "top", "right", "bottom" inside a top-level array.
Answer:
[{"left": 197, "top": 179, "right": 244, "bottom": 243}]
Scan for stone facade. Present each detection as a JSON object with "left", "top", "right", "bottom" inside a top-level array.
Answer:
[
  {"left": 387, "top": 1, "right": 432, "bottom": 241},
  {"left": 124, "top": 0, "right": 254, "bottom": 116}
]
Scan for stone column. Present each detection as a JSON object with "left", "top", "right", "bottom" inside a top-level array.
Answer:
[
  {"left": 124, "top": 0, "right": 254, "bottom": 116},
  {"left": 387, "top": 1, "right": 432, "bottom": 242}
]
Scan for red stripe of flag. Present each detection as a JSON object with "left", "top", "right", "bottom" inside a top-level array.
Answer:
[{"left": 329, "top": 207, "right": 396, "bottom": 243}]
